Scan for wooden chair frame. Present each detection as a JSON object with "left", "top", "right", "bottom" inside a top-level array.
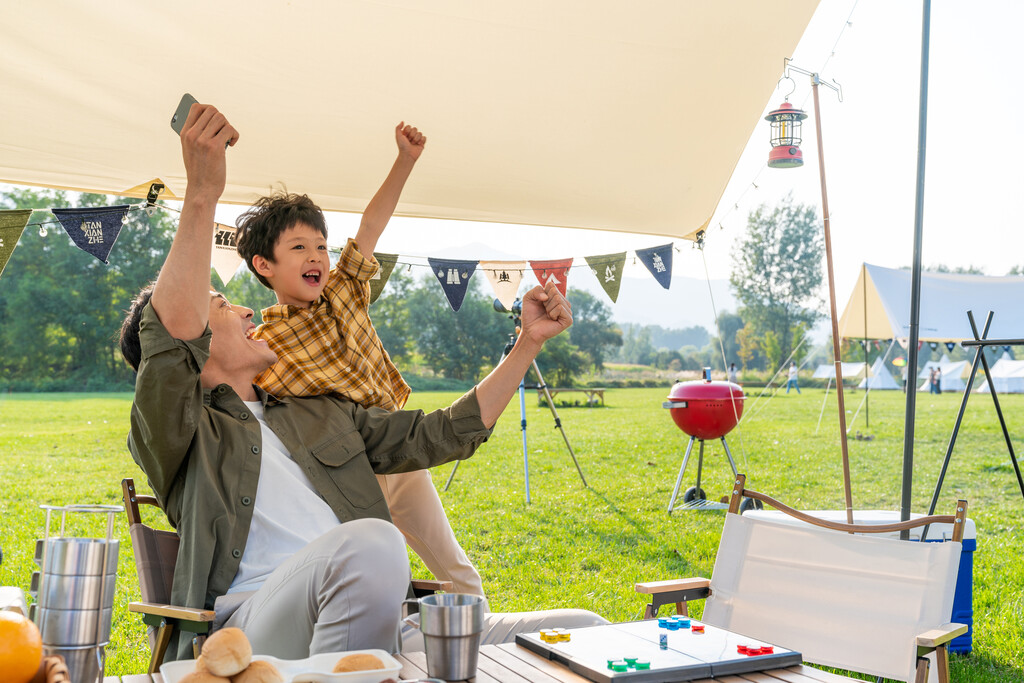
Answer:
[{"left": 635, "top": 474, "right": 968, "bottom": 683}]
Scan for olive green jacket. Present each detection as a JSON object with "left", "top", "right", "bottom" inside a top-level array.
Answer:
[{"left": 127, "top": 304, "right": 492, "bottom": 660}]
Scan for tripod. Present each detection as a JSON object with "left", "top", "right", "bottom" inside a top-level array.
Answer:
[{"left": 445, "top": 308, "right": 587, "bottom": 502}]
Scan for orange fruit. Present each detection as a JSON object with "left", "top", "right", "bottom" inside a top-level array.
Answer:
[{"left": 0, "top": 611, "right": 43, "bottom": 683}]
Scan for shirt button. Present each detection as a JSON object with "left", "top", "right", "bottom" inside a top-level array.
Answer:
[
  {"left": 232, "top": 549, "right": 242, "bottom": 558},
  {"left": 241, "top": 496, "right": 252, "bottom": 506},
  {"left": 240, "top": 412, "right": 249, "bottom": 420},
  {"left": 251, "top": 445, "right": 260, "bottom": 454}
]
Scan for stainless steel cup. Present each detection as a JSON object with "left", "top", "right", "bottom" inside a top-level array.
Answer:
[{"left": 403, "top": 593, "right": 485, "bottom": 681}]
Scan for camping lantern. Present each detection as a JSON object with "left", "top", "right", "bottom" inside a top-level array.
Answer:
[{"left": 765, "top": 101, "right": 808, "bottom": 168}]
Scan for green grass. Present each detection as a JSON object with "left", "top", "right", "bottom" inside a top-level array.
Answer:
[{"left": 1, "top": 388, "right": 1022, "bottom": 681}]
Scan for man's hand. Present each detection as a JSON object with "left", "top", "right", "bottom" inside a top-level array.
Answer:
[
  {"left": 180, "top": 103, "right": 239, "bottom": 204},
  {"left": 395, "top": 122, "right": 426, "bottom": 162},
  {"left": 519, "top": 283, "right": 573, "bottom": 348}
]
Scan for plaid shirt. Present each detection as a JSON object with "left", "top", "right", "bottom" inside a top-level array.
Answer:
[{"left": 253, "top": 239, "right": 410, "bottom": 410}]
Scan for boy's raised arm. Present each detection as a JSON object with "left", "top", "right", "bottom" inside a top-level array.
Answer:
[
  {"left": 353, "top": 122, "right": 426, "bottom": 256},
  {"left": 151, "top": 103, "right": 238, "bottom": 340}
]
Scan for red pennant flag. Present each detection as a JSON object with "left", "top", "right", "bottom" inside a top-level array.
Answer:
[{"left": 530, "top": 258, "right": 572, "bottom": 296}]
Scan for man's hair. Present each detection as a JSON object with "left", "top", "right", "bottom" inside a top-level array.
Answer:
[
  {"left": 235, "top": 193, "right": 329, "bottom": 289},
  {"left": 119, "top": 283, "right": 156, "bottom": 372}
]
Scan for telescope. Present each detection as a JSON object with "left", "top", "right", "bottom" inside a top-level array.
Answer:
[{"left": 492, "top": 298, "right": 523, "bottom": 316}]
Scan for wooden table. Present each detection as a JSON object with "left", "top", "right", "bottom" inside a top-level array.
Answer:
[
  {"left": 537, "top": 388, "right": 605, "bottom": 406},
  {"left": 102, "top": 643, "right": 855, "bottom": 682}
]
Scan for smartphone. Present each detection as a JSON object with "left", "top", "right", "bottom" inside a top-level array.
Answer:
[{"left": 170, "top": 93, "right": 198, "bottom": 135}]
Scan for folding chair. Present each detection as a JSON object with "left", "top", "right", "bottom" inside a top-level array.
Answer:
[
  {"left": 121, "top": 478, "right": 452, "bottom": 672},
  {"left": 636, "top": 475, "right": 968, "bottom": 683}
]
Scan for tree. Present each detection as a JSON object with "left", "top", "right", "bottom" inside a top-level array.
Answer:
[
  {"left": 730, "top": 195, "right": 824, "bottom": 363},
  {"left": 736, "top": 323, "right": 759, "bottom": 371},
  {"left": 713, "top": 311, "right": 744, "bottom": 368},
  {"left": 368, "top": 269, "right": 416, "bottom": 364},
  {"left": 536, "top": 334, "right": 590, "bottom": 386},
  {"left": 762, "top": 329, "right": 781, "bottom": 372},
  {"left": 566, "top": 288, "right": 622, "bottom": 371}
]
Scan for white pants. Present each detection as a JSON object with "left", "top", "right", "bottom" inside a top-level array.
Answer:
[{"left": 377, "top": 470, "right": 485, "bottom": 597}]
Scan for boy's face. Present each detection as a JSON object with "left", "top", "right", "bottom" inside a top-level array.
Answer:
[{"left": 254, "top": 222, "right": 329, "bottom": 308}]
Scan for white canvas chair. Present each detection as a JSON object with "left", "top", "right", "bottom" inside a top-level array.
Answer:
[{"left": 636, "top": 475, "right": 967, "bottom": 683}]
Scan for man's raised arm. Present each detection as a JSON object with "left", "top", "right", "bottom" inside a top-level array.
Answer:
[
  {"left": 151, "top": 104, "right": 239, "bottom": 340},
  {"left": 475, "top": 283, "right": 573, "bottom": 428}
]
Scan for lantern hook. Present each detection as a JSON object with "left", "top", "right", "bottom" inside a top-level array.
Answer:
[{"left": 776, "top": 74, "right": 798, "bottom": 102}]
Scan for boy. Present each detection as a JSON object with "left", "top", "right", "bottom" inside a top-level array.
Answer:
[{"left": 235, "top": 123, "right": 486, "bottom": 598}]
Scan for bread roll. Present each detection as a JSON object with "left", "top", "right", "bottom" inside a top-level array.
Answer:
[
  {"left": 201, "top": 627, "right": 253, "bottom": 677},
  {"left": 231, "top": 660, "right": 284, "bottom": 683},
  {"left": 179, "top": 672, "right": 230, "bottom": 683},
  {"left": 332, "top": 652, "right": 386, "bottom": 672}
]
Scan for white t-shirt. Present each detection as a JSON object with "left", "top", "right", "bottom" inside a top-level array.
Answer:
[
  {"left": 789, "top": 365, "right": 798, "bottom": 380},
  {"left": 228, "top": 400, "right": 342, "bottom": 594}
]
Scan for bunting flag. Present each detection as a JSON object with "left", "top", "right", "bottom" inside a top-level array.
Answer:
[
  {"left": 51, "top": 205, "right": 129, "bottom": 264},
  {"left": 585, "top": 252, "right": 627, "bottom": 303},
  {"left": 1004, "top": 345, "right": 1012, "bottom": 354},
  {"left": 428, "top": 257, "right": 478, "bottom": 311},
  {"left": 480, "top": 260, "right": 526, "bottom": 311},
  {"left": 211, "top": 223, "right": 244, "bottom": 284},
  {"left": 946, "top": 342, "right": 956, "bottom": 352},
  {"left": 369, "top": 252, "right": 399, "bottom": 304},
  {"left": 0, "top": 209, "right": 32, "bottom": 280},
  {"left": 928, "top": 342, "right": 938, "bottom": 351},
  {"left": 636, "top": 243, "right": 673, "bottom": 289},
  {"left": 530, "top": 258, "right": 573, "bottom": 296}
]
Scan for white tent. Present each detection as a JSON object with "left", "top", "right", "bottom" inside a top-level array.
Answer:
[
  {"left": 858, "top": 358, "right": 900, "bottom": 390},
  {"left": 812, "top": 362, "right": 866, "bottom": 380},
  {"left": 975, "top": 352, "right": 1024, "bottom": 394},
  {"left": 0, "top": 1, "right": 818, "bottom": 240},
  {"left": 918, "top": 356, "right": 967, "bottom": 393},
  {"left": 839, "top": 263, "right": 1024, "bottom": 342}
]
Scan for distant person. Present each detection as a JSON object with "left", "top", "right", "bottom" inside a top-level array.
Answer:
[
  {"left": 931, "top": 367, "right": 942, "bottom": 394},
  {"left": 728, "top": 362, "right": 739, "bottom": 384},
  {"left": 786, "top": 361, "right": 801, "bottom": 394}
]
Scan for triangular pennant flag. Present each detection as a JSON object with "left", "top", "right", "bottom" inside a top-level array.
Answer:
[
  {"left": 1004, "top": 345, "right": 1012, "bottom": 354},
  {"left": 897, "top": 338, "right": 909, "bottom": 350},
  {"left": 51, "top": 205, "right": 129, "bottom": 264},
  {"left": 211, "top": 223, "right": 244, "bottom": 284},
  {"left": 946, "top": 342, "right": 956, "bottom": 352},
  {"left": 120, "top": 177, "right": 181, "bottom": 200},
  {"left": 480, "top": 260, "right": 526, "bottom": 311},
  {"left": 635, "top": 243, "right": 673, "bottom": 289},
  {"left": 369, "top": 252, "right": 398, "bottom": 304},
  {"left": 427, "top": 258, "right": 478, "bottom": 311},
  {"left": 929, "top": 342, "right": 938, "bottom": 351},
  {"left": 584, "top": 252, "right": 627, "bottom": 303},
  {"left": 530, "top": 258, "right": 573, "bottom": 296},
  {"left": 0, "top": 209, "right": 31, "bottom": 280}
]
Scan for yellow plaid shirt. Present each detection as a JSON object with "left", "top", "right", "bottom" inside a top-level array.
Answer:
[{"left": 253, "top": 238, "right": 411, "bottom": 410}]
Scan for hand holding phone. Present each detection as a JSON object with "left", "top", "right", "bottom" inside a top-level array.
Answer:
[{"left": 170, "top": 93, "right": 198, "bottom": 135}]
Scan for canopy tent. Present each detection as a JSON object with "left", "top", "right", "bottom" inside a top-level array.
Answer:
[
  {"left": 858, "top": 358, "right": 900, "bottom": 391},
  {"left": 975, "top": 353, "right": 1024, "bottom": 394},
  {"left": 812, "top": 362, "right": 866, "bottom": 380},
  {"left": 839, "top": 263, "right": 1024, "bottom": 343},
  {"left": 918, "top": 356, "right": 968, "bottom": 393},
  {"left": 0, "top": 1, "right": 818, "bottom": 240}
]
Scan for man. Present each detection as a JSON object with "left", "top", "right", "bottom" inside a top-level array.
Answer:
[{"left": 120, "top": 102, "right": 604, "bottom": 661}]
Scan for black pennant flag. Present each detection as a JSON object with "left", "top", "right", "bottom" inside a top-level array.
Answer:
[
  {"left": 369, "top": 253, "right": 399, "bottom": 303},
  {"left": 636, "top": 243, "right": 673, "bottom": 289},
  {"left": 428, "top": 258, "right": 478, "bottom": 311},
  {"left": 946, "top": 342, "right": 956, "bottom": 352},
  {"left": 928, "top": 342, "right": 938, "bottom": 351},
  {"left": 51, "top": 205, "right": 130, "bottom": 264},
  {"left": 0, "top": 209, "right": 31, "bottom": 280}
]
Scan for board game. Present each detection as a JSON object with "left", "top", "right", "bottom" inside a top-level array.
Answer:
[{"left": 515, "top": 617, "right": 802, "bottom": 683}]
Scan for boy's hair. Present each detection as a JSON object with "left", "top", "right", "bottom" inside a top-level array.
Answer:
[
  {"left": 119, "top": 283, "right": 156, "bottom": 372},
  {"left": 235, "top": 192, "right": 329, "bottom": 289}
]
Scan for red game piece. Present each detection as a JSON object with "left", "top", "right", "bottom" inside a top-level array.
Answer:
[
  {"left": 737, "top": 645, "right": 748, "bottom": 654},
  {"left": 691, "top": 624, "right": 705, "bottom": 633}
]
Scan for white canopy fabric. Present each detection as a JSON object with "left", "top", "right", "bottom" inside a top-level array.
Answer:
[
  {"left": 857, "top": 358, "right": 900, "bottom": 390},
  {"left": 0, "top": 1, "right": 818, "bottom": 239},
  {"left": 975, "top": 353, "right": 1024, "bottom": 394},
  {"left": 812, "top": 362, "right": 865, "bottom": 379},
  {"left": 839, "top": 263, "right": 1024, "bottom": 343}
]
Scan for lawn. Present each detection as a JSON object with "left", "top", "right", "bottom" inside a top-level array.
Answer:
[{"left": 1, "top": 387, "right": 1022, "bottom": 681}]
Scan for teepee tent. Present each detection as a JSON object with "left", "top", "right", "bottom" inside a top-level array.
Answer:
[
  {"left": 812, "top": 362, "right": 866, "bottom": 380},
  {"left": 839, "top": 263, "right": 1024, "bottom": 342},
  {"left": 0, "top": 1, "right": 819, "bottom": 241},
  {"left": 858, "top": 358, "right": 900, "bottom": 390},
  {"left": 975, "top": 353, "right": 1024, "bottom": 394}
]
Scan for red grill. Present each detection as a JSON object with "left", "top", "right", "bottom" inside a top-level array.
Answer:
[{"left": 665, "top": 378, "right": 745, "bottom": 439}]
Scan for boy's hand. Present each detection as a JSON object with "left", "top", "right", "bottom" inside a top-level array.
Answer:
[
  {"left": 395, "top": 122, "right": 426, "bottom": 161},
  {"left": 519, "top": 282, "right": 573, "bottom": 347}
]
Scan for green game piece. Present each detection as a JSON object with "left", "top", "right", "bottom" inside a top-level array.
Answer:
[
  {"left": 624, "top": 657, "right": 638, "bottom": 666},
  {"left": 634, "top": 660, "right": 651, "bottom": 670},
  {"left": 611, "top": 662, "right": 629, "bottom": 672}
]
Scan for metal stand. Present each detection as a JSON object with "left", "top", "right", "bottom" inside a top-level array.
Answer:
[
  {"left": 445, "top": 315, "right": 587, "bottom": 503},
  {"left": 667, "top": 436, "right": 740, "bottom": 513},
  {"left": 923, "top": 311, "right": 1024, "bottom": 537}
]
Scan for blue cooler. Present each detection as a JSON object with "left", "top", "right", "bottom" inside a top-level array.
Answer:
[{"left": 743, "top": 509, "right": 975, "bottom": 654}]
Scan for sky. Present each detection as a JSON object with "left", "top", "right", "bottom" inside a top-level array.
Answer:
[{"left": 217, "top": 0, "right": 1024, "bottom": 332}]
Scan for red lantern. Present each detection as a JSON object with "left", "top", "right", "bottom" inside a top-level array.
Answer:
[{"left": 765, "top": 101, "right": 808, "bottom": 168}]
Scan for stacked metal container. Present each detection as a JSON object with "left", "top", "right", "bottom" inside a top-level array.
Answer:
[{"left": 29, "top": 504, "right": 121, "bottom": 683}]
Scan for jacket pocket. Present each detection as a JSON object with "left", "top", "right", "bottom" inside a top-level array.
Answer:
[{"left": 309, "top": 431, "right": 384, "bottom": 509}]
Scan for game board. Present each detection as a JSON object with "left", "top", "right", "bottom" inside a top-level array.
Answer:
[{"left": 515, "top": 617, "right": 802, "bottom": 683}]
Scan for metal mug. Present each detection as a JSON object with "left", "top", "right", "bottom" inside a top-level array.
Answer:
[{"left": 403, "top": 593, "right": 485, "bottom": 681}]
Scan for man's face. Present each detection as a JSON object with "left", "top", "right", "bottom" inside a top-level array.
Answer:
[
  {"left": 257, "top": 222, "right": 330, "bottom": 308},
  {"left": 207, "top": 293, "right": 278, "bottom": 376}
]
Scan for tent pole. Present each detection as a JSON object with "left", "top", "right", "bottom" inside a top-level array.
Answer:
[
  {"left": 863, "top": 264, "right": 869, "bottom": 429},
  {"left": 810, "top": 75, "right": 854, "bottom": 523},
  {"left": 900, "top": 0, "right": 932, "bottom": 537}
]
